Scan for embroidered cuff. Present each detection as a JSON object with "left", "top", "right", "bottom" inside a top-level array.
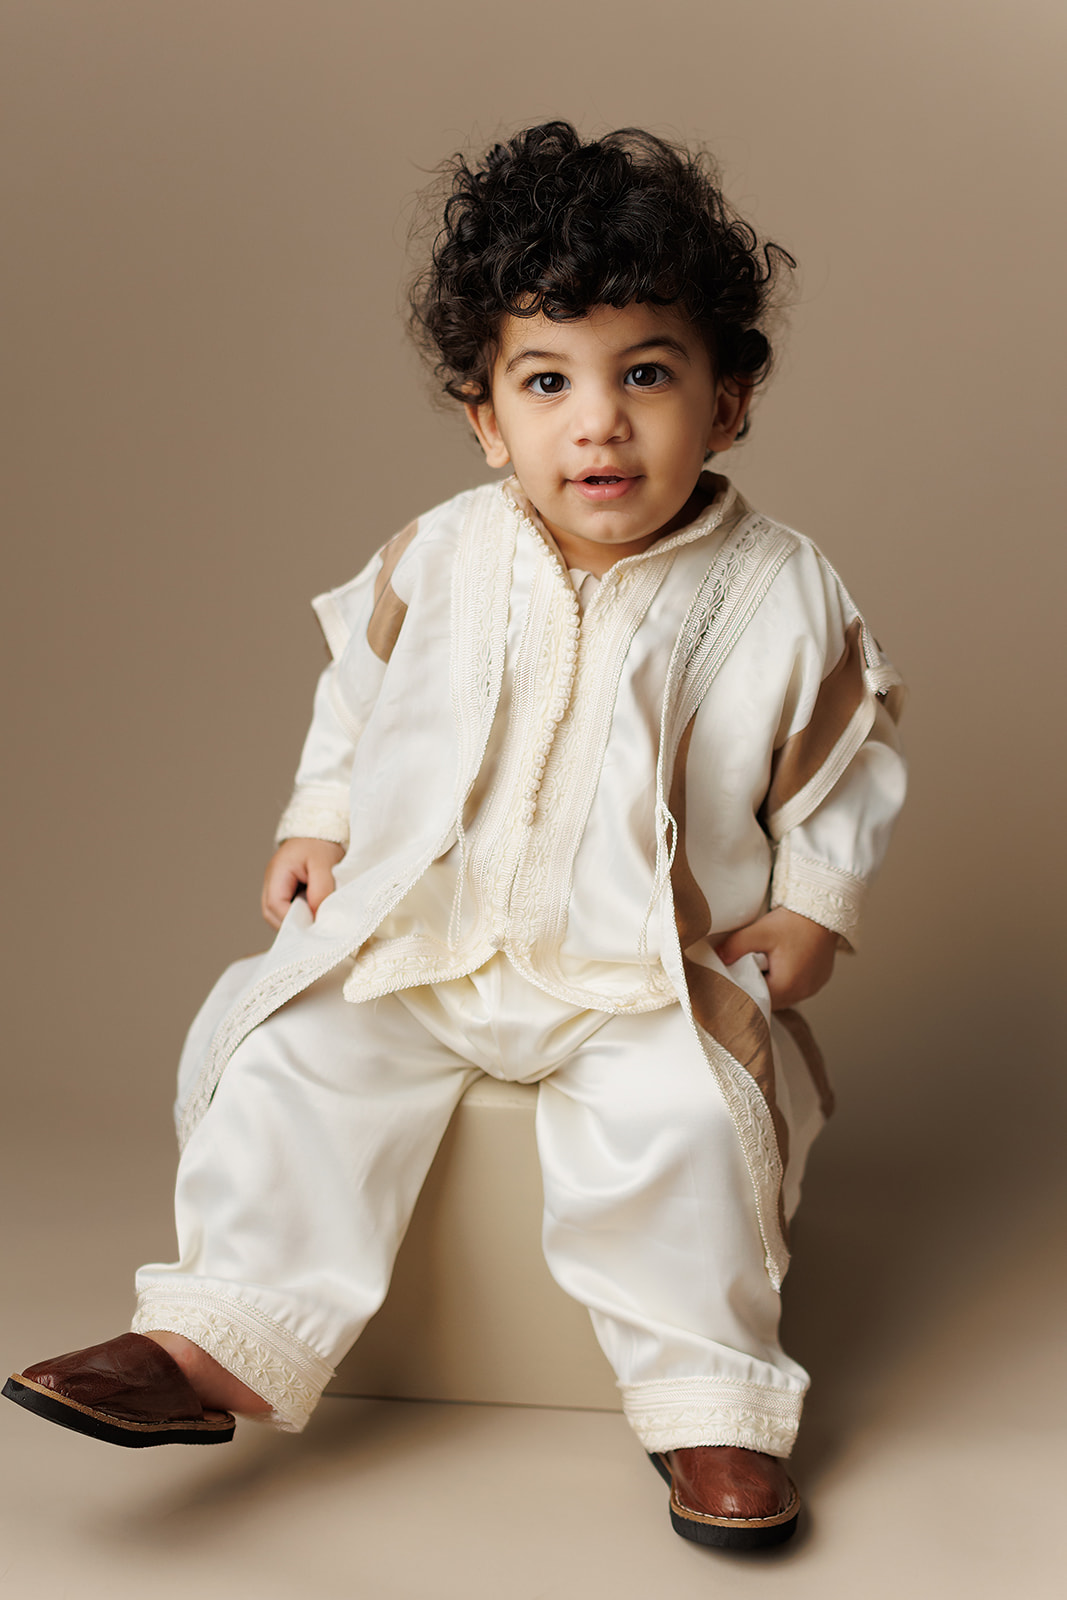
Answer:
[
  {"left": 620, "top": 1376, "right": 804, "bottom": 1457},
  {"left": 274, "top": 784, "right": 351, "bottom": 848},
  {"left": 771, "top": 843, "right": 867, "bottom": 950},
  {"left": 132, "top": 1286, "right": 335, "bottom": 1432}
]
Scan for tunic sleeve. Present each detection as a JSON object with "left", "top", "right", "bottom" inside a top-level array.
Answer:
[
  {"left": 762, "top": 554, "right": 907, "bottom": 950},
  {"left": 769, "top": 699, "right": 906, "bottom": 947},
  {"left": 273, "top": 518, "right": 421, "bottom": 848},
  {"left": 273, "top": 661, "right": 361, "bottom": 847}
]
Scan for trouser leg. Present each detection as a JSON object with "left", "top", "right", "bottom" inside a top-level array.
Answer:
[
  {"left": 134, "top": 963, "right": 478, "bottom": 1430},
  {"left": 535, "top": 1001, "right": 812, "bottom": 1457}
]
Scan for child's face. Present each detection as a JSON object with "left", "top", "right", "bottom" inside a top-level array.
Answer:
[{"left": 465, "top": 301, "right": 749, "bottom": 571}]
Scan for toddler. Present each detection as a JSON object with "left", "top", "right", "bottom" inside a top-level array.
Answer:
[{"left": 5, "top": 122, "right": 905, "bottom": 1550}]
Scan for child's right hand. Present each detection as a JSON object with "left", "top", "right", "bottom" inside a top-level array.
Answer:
[{"left": 261, "top": 838, "right": 346, "bottom": 930}]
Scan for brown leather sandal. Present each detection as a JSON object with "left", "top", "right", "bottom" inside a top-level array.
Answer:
[
  {"left": 3, "top": 1332, "right": 236, "bottom": 1448},
  {"left": 649, "top": 1448, "right": 800, "bottom": 1549}
]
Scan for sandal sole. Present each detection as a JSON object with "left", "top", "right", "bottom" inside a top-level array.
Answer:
[{"left": 3, "top": 1375, "right": 236, "bottom": 1448}]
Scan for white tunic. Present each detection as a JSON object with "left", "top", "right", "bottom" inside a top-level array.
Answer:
[{"left": 188, "top": 472, "right": 905, "bottom": 1288}]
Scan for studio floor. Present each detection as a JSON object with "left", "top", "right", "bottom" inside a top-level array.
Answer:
[{"left": 0, "top": 1385, "right": 1059, "bottom": 1600}]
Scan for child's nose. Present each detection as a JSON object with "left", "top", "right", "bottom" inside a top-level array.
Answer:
[{"left": 570, "top": 386, "right": 631, "bottom": 446}]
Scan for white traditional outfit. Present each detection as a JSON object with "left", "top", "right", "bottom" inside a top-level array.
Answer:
[{"left": 133, "top": 473, "right": 905, "bottom": 1452}]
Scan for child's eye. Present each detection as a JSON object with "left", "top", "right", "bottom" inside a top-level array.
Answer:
[
  {"left": 626, "top": 364, "right": 671, "bottom": 388},
  {"left": 526, "top": 371, "right": 570, "bottom": 396}
]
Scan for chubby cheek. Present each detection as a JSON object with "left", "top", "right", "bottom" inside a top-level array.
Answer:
[{"left": 512, "top": 442, "right": 561, "bottom": 494}]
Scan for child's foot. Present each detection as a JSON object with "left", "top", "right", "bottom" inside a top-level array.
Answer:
[
  {"left": 649, "top": 1446, "right": 800, "bottom": 1548},
  {"left": 2, "top": 1332, "right": 241, "bottom": 1448},
  {"left": 142, "top": 1330, "right": 272, "bottom": 1417}
]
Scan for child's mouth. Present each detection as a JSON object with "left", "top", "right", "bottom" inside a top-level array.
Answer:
[{"left": 573, "top": 474, "right": 637, "bottom": 501}]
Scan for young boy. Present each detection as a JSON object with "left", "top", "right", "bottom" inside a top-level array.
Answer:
[{"left": 5, "top": 122, "right": 905, "bottom": 1550}]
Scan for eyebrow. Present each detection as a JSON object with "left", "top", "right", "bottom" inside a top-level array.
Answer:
[{"left": 503, "top": 336, "right": 693, "bottom": 375}]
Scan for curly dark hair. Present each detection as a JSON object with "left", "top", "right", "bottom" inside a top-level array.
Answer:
[{"left": 408, "top": 121, "right": 795, "bottom": 411}]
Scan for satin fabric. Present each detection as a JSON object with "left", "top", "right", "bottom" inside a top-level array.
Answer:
[{"left": 135, "top": 952, "right": 816, "bottom": 1450}]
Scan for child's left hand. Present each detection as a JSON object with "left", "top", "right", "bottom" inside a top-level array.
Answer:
[{"left": 716, "top": 907, "right": 838, "bottom": 1009}]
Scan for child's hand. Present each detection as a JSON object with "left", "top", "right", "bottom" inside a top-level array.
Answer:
[
  {"left": 261, "top": 838, "right": 346, "bottom": 930},
  {"left": 716, "top": 907, "right": 838, "bottom": 1010}
]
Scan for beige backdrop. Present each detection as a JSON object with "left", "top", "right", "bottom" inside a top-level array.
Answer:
[{"left": 1, "top": 1, "right": 1064, "bottom": 1593}]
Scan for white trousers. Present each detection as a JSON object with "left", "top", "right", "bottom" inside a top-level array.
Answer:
[{"left": 134, "top": 953, "right": 815, "bottom": 1455}]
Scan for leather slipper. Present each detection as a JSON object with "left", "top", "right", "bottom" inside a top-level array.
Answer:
[
  {"left": 3, "top": 1332, "right": 236, "bottom": 1448},
  {"left": 649, "top": 1449, "right": 800, "bottom": 1549}
]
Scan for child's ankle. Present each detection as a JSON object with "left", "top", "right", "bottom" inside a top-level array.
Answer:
[{"left": 142, "top": 1330, "right": 272, "bottom": 1416}]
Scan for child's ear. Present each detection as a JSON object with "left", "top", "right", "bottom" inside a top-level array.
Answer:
[
  {"left": 706, "top": 382, "right": 753, "bottom": 454},
  {"left": 465, "top": 400, "right": 511, "bottom": 469}
]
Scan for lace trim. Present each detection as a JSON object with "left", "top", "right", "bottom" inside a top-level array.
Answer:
[
  {"left": 435, "top": 486, "right": 696, "bottom": 1011},
  {"left": 450, "top": 487, "right": 515, "bottom": 811},
  {"left": 477, "top": 509, "right": 673, "bottom": 986},
  {"left": 445, "top": 486, "right": 518, "bottom": 944},
  {"left": 660, "top": 516, "right": 798, "bottom": 760},
  {"left": 274, "top": 784, "right": 351, "bottom": 848},
  {"left": 341, "top": 930, "right": 677, "bottom": 1013},
  {"left": 514, "top": 549, "right": 674, "bottom": 982},
  {"left": 771, "top": 841, "right": 867, "bottom": 948},
  {"left": 632, "top": 516, "right": 803, "bottom": 1287},
  {"left": 344, "top": 933, "right": 489, "bottom": 1000},
  {"left": 179, "top": 941, "right": 355, "bottom": 1146},
  {"left": 695, "top": 1018, "right": 789, "bottom": 1289},
  {"left": 654, "top": 902, "right": 788, "bottom": 1287},
  {"left": 647, "top": 517, "right": 798, "bottom": 952},
  {"left": 620, "top": 1376, "right": 804, "bottom": 1456},
  {"left": 132, "top": 1286, "right": 335, "bottom": 1432},
  {"left": 465, "top": 511, "right": 580, "bottom": 943}
]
